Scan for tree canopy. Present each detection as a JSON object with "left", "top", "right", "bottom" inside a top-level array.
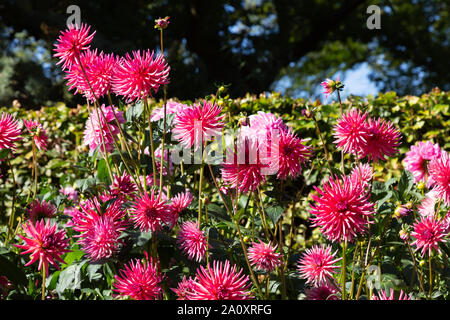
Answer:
[{"left": 0, "top": 0, "right": 448, "bottom": 107}]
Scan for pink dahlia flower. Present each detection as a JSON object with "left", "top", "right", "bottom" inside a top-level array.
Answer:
[
  {"left": 403, "top": 141, "right": 441, "bottom": 187},
  {"left": 150, "top": 101, "right": 186, "bottom": 122},
  {"left": 168, "top": 190, "right": 193, "bottom": 228},
  {"left": 71, "top": 198, "right": 127, "bottom": 261},
  {"left": 15, "top": 220, "right": 70, "bottom": 276},
  {"left": 83, "top": 104, "right": 125, "bottom": 153},
  {"left": 187, "top": 260, "right": 254, "bottom": 300},
  {"left": 320, "top": 75, "right": 341, "bottom": 98},
  {"left": 310, "top": 175, "right": 375, "bottom": 243},
  {"left": 0, "top": 113, "right": 22, "bottom": 150},
  {"left": 130, "top": 190, "right": 172, "bottom": 233},
  {"left": 172, "top": 100, "right": 225, "bottom": 150},
  {"left": 112, "top": 50, "right": 169, "bottom": 102},
  {"left": 248, "top": 240, "right": 283, "bottom": 272},
  {"left": 418, "top": 190, "right": 438, "bottom": 218},
  {"left": 411, "top": 215, "right": 447, "bottom": 257},
  {"left": 333, "top": 109, "right": 368, "bottom": 155},
  {"left": 297, "top": 245, "right": 341, "bottom": 286},
  {"left": 350, "top": 163, "right": 374, "bottom": 189},
  {"left": 248, "top": 111, "right": 287, "bottom": 137},
  {"left": 53, "top": 23, "right": 96, "bottom": 71},
  {"left": 428, "top": 152, "right": 450, "bottom": 205},
  {"left": 66, "top": 49, "right": 118, "bottom": 102},
  {"left": 59, "top": 186, "right": 78, "bottom": 202},
  {"left": 110, "top": 172, "right": 138, "bottom": 199},
  {"left": 269, "top": 128, "right": 312, "bottom": 180},
  {"left": 27, "top": 199, "right": 56, "bottom": 223},
  {"left": 177, "top": 221, "right": 208, "bottom": 262},
  {"left": 372, "top": 288, "right": 411, "bottom": 300},
  {"left": 172, "top": 276, "right": 196, "bottom": 300},
  {"left": 359, "top": 117, "right": 401, "bottom": 162},
  {"left": 113, "top": 253, "right": 164, "bottom": 300},
  {"left": 23, "top": 119, "right": 48, "bottom": 151},
  {"left": 305, "top": 284, "right": 340, "bottom": 300}
]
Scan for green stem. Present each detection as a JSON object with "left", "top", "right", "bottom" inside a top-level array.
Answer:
[
  {"left": 143, "top": 97, "right": 158, "bottom": 185},
  {"left": 312, "top": 115, "right": 333, "bottom": 174},
  {"left": 5, "top": 156, "right": 17, "bottom": 245},
  {"left": 41, "top": 264, "right": 46, "bottom": 300},
  {"left": 341, "top": 240, "right": 347, "bottom": 300},
  {"left": 429, "top": 254, "right": 433, "bottom": 298}
]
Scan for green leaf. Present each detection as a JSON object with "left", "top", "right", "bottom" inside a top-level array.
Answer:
[
  {"left": 398, "top": 170, "right": 414, "bottom": 196},
  {"left": 86, "top": 264, "right": 103, "bottom": 282},
  {"left": 0, "top": 255, "right": 27, "bottom": 287},
  {"left": 62, "top": 249, "right": 85, "bottom": 268},
  {"left": 266, "top": 205, "right": 284, "bottom": 224},
  {"left": 96, "top": 159, "right": 110, "bottom": 183},
  {"left": 56, "top": 260, "right": 87, "bottom": 293}
]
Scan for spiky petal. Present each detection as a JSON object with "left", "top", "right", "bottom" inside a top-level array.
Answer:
[
  {"left": 333, "top": 109, "right": 368, "bottom": 155},
  {"left": 372, "top": 288, "right": 411, "bottom": 300},
  {"left": 177, "top": 221, "right": 208, "bottom": 262},
  {"left": 297, "top": 245, "right": 341, "bottom": 286},
  {"left": 403, "top": 141, "right": 441, "bottom": 187},
  {"left": 428, "top": 151, "right": 450, "bottom": 205},
  {"left": 23, "top": 120, "right": 48, "bottom": 151},
  {"left": 0, "top": 113, "right": 22, "bottom": 150},
  {"left": 411, "top": 215, "right": 447, "bottom": 257},
  {"left": 248, "top": 240, "right": 283, "bottom": 272},
  {"left": 27, "top": 199, "right": 56, "bottom": 223},
  {"left": 130, "top": 190, "right": 172, "bottom": 233}
]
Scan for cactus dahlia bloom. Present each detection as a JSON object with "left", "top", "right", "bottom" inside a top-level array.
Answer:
[
  {"left": 310, "top": 175, "right": 375, "bottom": 243},
  {"left": 248, "top": 240, "right": 283, "bottom": 272},
  {"left": 71, "top": 198, "right": 127, "bottom": 262},
  {"left": 350, "top": 163, "right": 374, "bottom": 189},
  {"left": 168, "top": 190, "right": 193, "bottom": 228},
  {"left": 112, "top": 50, "right": 169, "bottom": 102},
  {"left": 172, "top": 276, "right": 196, "bottom": 300},
  {"left": 110, "top": 172, "right": 138, "bottom": 199},
  {"left": 113, "top": 252, "right": 164, "bottom": 300},
  {"left": 187, "top": 260, "right": 254, "bottom": 300},
  {"left": 372, "top": 288, "right": 411, "bottom": 300},
  {"left": 269, "top": 128, "right": 312, "bottom": 180},
  {"left": 172, "top": 101, "right": 225, "bottom": 150},
  {"left": 83, "top": 104, "right": 125, "bottom": 153},
  {"left": 0, "top": 113, "right": 22, "bottom": 150},
  {"left": 53, "top": 23, "right": 96, "bottom": 71},
  {"left": 248, "top": 111, "right": 287, "bottom": 137},
  {"left": 305, "top": 284, "right": 340, "bottom": 300},
  {"left": 23, "top": 120, "right": 48, "bottom": 151},
  {"left": 27, "top": 199, "right": 56, "bottom": 223},
  {"left": 428, "top": 152, "right": 450, "bottom": 205},
  {"left": 403, "top": 141, "right": 441, "bottom": 187},
  {"left": 177, "top": 221, "right": 208, "bottom": 262},
  {"left": 333, "top": 109, "right": 369, "bottom": 155},
  {"left": 297, "top": 245, "right": 341, "bottom": 286},
  {"left": 15, "top": 220, "right": 70, "bottom": 276},
  {"left": 130, "top": 190, "right": 172, "bottom": 233},
  {"left": 359, "top": 117, "right": 401, "bottom": 162},
  {"left": 411, "top": 215, "right": 447, "bottom": 257}
]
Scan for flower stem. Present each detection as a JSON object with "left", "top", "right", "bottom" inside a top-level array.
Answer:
[
  {"left": 312, "top": 115, "right": 333, "bottom": 174},
  {"left": 143, "top": 97, "right": 158, "bottom": 185},
  {"left": 5, "top": 155, "right": 17, "bottom": 245},
  {"left": 341, "top": 240, "right": 347, "bottom": 300},
  {"left": 31, "top": 140, "right": 38, "bottom": 199},
  {"left": 429, "top": 254, "right": 433, "bottom": 298},
  {"left": 41, "top": 264, "right": 46, "bottom": 301}
]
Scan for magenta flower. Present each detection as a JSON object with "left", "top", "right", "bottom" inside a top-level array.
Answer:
[
  {"left": 83, "top": 104, "right": 125, "bottom": 153},
  {"left": 297, "top": 245, "right": 341, "bottom": 286},
  {"left": 168, "top": 190, "right": 193, "bottom": 228},
  {"left": 428, "top": 151, "right": 450, "bottom": 205},
  {"left": 372, "top": 288, "right": 411, "bottom": 300},
  {"left": 305, "top": 284, "right": 340, "bottom": 300},
  {"left": 71, "top": 198, "right": 127, "bottom": 261},
  {"left": 23, "top": 119, "right": 48, "bottom": 151},
  {"left": 411, "top": 215, "right": 447, "bottom": 257},
  {"left": 27, "top": 199, "right": 56, "bottom": 223},
  {"left": 269, "top": 128, "right": 312, "bottom": 180},
  {"left": 310, "top": 175, "right": 375, "bottom": 243},
  {"left": 0, "top": 113, "right": 22, "bottom": 150},
  {"left": 53, "top": 23, "right": 96, "bottom": 71},
  {"left": 350, "top": 163, "right": 374, "bottom": 189},
  {"left": 172, "top": 276, "right": 196, "bottom": 300},
  {"left": 113, "top": 253, "right": 164, "bottom": 300},
  {"left": 130, "top": 190, "right": 172, "bottom": 233},
  {"left": 65, "top": 48, "right": 98, "bottom": 96},
  {"left": 155, "top": 16, "right": 170, "bottom": 30},
  {"left": 59, "top": 186, "right": 78, "bottom": 202},
  {"left": 110, "top": 172, "right": 138, "bottom": 199},
  {"left": 359, "top": 117, "right": 401, "bottom": 162},
  {"left": 403, "top": 141, "right": 441, "bottom": 187},
  {"left": 187, "top": 260, "right": 253, "bottom": 300},
  {"left": 112, "top": 50, "right": 169, "bottom": 102},
  {"left": 248, "top": 240, "right": 283, "bottom": 272},
  {"left": 172, "top": 101, "right": 225, "bottom": 149},
  {"left": 333, "top": 109, "right": 368, "bottom": 155},
  {"left": 177, "top": 221, "right": 208, "bottom": 262},
  {"left": 15, "top": 220, "right": 70, "bottom": 276}
]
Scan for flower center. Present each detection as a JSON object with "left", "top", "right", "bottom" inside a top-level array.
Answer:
[
  {"left": 145, "top": 207, "right": 158, "bottom": 219},
  {"left": 422, "top": 229, "right": 434, "bottom": 240},
  {"left": 216, "top": 285, "right": 230, "bottom": 299},
  {"left": 336, "top": 201, "right": 349, "bottom": 212}
]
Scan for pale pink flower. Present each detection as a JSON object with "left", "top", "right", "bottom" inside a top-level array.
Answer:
[
  {"left": 248, "top": 240, "right": 283, "bottom": 272},
  {"left": 248, "top": 111, "right": 287, "bottom": 137},
  {"left": 59, "top": 186, "right": 78, "bottom": 202},
  {"left": 310, "top": 175, "right": 375, "bottom": 243},
  {"left": 15, "top": 220, "right": 70, "bottom": 276},
  {"left": 428, "top": 151, "right": 450, "bottom": 205},
  {"left": 297, "top": 245, "right": 341, "bottom": 286},
  {"left": 418, "top": 190, "right": 439, "bottom": 217},
  {"left": 151, "top": 101, "right": 186, "bottom": 122},
  {"left": 0, "top": 113, "right": 22, "bottom": 150},
  {"left": 53, "top": 23, "right": 96, "bottom": 70},
  {"left": 172, "top": 101, "right": 225, "bottom": 149},
  {"left": 187, "top": 260, "right": 253, "bottom": 300},
  {"left": 177, "top": 221, "right": 208, "bottom": 262},
  {"left": 23, "top": 119, "right": 48, "bottom": 151},
  {"left": 112, "top": 50, "right": 169, "bottom": 102},
  {"left": 350, "top": 163, "right": 374, "bottom": 188},
  {"left": 113, "top": 252, "right": 164, "bottom": 300},
  {"left": 403, "top": 141, "right": 441, "bottom": 187},
  {"left": 411, "top": 215, "right": 447, "bottom": 257},
  {"left": 83, "top": 104, "right": 125, "bottom": 153}
]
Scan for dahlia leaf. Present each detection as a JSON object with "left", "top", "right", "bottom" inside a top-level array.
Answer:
[
  {"left": 398, "top": 170, "right": 414, "bottom": 197},
  {"left": 266, "top": 205, "right": 284, "bottom": 224}
]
